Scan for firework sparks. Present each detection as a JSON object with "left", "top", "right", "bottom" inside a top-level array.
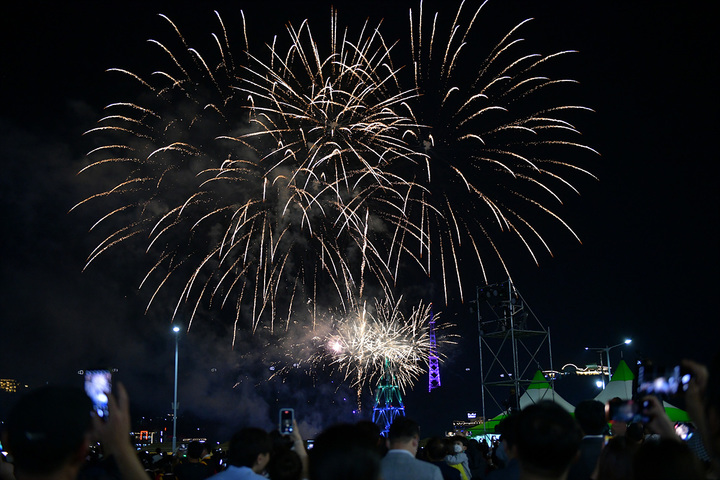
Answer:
[
  {"left": 317, "top": 295, "right": 454, "bottom": 409},
  {"left": 75, "top": 1, "right": 597, "bottom": 342},
  {"left": 74, "top": 10, "right": 422, "bottom": 338},
  {"left": 399, "top": 0, "right": 599, "bottom": 302}
]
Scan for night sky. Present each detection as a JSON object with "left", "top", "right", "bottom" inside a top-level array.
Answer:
[{"left": 1, "top": 1, "right": 717, "bottom": 440}]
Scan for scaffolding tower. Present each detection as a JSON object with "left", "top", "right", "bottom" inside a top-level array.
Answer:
[
  {"left": 476, "top": 279, "right": 554, "bottom": 432},
  {"left": 372, "top": 359, "right": 406, "bottom": 436}
]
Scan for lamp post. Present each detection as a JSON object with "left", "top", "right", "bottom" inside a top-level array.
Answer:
[
  {"left": 172, "top": 325, "right": 180, "bottom": 453},
  {"left": 585, "top": 338, "right": 632, "bottom": 389}
]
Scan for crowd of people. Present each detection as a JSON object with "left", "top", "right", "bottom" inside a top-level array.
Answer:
[{"left": 1, "top": 355, "right": 718, "bottom": 480}]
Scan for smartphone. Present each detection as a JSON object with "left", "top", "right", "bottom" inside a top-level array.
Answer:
[
  {"left": 279, "top": 408, "right": 294, "bottom": 435},
  {"left": 605, "top": 398, "right": 650, "bottom": 424},
  {"left": 85, "top": 370, "right": 112, "bottom": 419},
  {"left": 675, "top": 422, "right": 693, "bottom": 441},
  {"left": 637, "top": 361, "right": 691, "bottom": 397}
]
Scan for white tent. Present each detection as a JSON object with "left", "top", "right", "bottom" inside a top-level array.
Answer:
[
  {"left": 520, "top": 370, "right": 575, "bottom": 412},
  {"left": 594, "top": 359, "right": 635, "bottom": 403},
  {"left": 468, "top": 370, "right": 574, "bottom": 437}
]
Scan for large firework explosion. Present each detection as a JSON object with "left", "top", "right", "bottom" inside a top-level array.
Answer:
[{"left": 75, "top": 1, "right": 596, "bottom": 352}]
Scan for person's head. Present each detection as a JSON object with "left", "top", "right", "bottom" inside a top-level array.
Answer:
[
  {"left": 355, "top": 420, "right": 387, "bottom": 455},
  {"left": 450, "top": 435, "right": 467, "bottom": 453},
  {"left": 387, "top": 416, "right": 420, "bottom": 454},
  {"left": 516, "top": 401, "right": 582, "bottom": 479},
  {"left": 2, "top": 385, "right": 93, "bottom": 477},
  {"left": 575, "top": 399, "right": 607, "bottom": 435},
  {"left": 497, "top": 413, "right": 520, "bottom": 454},
  {"left": 596, "top": 436, "right": 633, "bottom": 480},
  {"left": 424, "top": 436, "right": 451, "bottom": 461},
  {"left": 633, "top": 438, "right": 703, "bottom": 480},
  {"left": 226, "top": 427, "right": 272, "bottom": 473},
  {"left": 267, "top": 448, "right": 303, "bottom": 480},
  {"left": 186, "top": 441, "right": 206, "bottom": 460},
  {"left": 309, "top": 424, "right": 380, "bottom": 480}
]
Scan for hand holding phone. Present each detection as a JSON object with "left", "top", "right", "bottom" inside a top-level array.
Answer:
[{"left": 639, "top": 394, "right": 677, "bottom": 438}]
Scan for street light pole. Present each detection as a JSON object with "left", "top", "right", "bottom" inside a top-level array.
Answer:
[
  {"left": 585, "top": 339, "right": 632, "bottom": 389},
  {"left": 172, "top": 326, "right": 180, "bottom": 453}
]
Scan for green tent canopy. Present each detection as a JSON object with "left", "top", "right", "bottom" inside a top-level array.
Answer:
[{"left": 610, "top": 359, "right": 634, "bottom": 382}]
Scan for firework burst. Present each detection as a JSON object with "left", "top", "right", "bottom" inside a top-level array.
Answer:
[
  {"left": 316, "top": 295, "right": 454, "bottom": 409},
  {"left": 74, "top": 10, "right": 421, "bottom": 339},
  {"left": 397, "top": 0, "right": 599, "bottom": 302},
  {"left": 75, "top": 1, "right": 597, "bottom": 343}
]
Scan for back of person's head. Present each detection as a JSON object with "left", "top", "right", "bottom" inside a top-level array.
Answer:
[
  {"left": 516, "top": 401, "right": 582, "bottom": 479},
  {"left": 387, "top": 416, "right": 420, "bottom": 444},
  {"left": 226, "top": 427, "right": 272, "bottom": 468},
  {"left": 355, "top": 420, "right": 387, "bottom": 456},
  {"left": 497, "top": 413, "right": 520, "bottom": 450},
  {"left": 270, "top": 428, "right": 294, "bottom": 451},
  {"left": 575, "top": 399, "right": 607, "bottom": 435},
  {"left": 596, "top": 436, "right": 633, "bottom": 480},
  {"left": 633, "top": 438, "right": 703, "bottom": 480},
  {"left": 3, "top": 385, "right": 93, "bottom": 475},
  {"left": 309, "top": 424, "right": 380, "bottom": 480},
  {"left": 478, "top": 439, "right": 489, "bottom": 455},
  {"left": 186, "top": 441, "right": 205, "bottom": 460},
  {"left": 355, "top": 420, "right": 382, "bottom": 441},
  {"left": 267, "top": 448, "right": 302, "bottom": 480},
  {"left": 425, "top": 436, "right": 450, "bottom": 461}
]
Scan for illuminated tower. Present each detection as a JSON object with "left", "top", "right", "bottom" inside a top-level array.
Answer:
[
  {"left": 428, "top": 306, "right": 441, "bottom": 392},
  {"left": 372, "top": 359, "right": 405, "bottom": 436}
]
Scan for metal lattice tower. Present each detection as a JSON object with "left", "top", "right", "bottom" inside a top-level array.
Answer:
[
  {"left": 476, "top": 279, "right": 554, "bottom": 432},
  {"left": 428, "top": 305, "right": 441, "bottom": 392},
  {"left": 372, "top": 359, "right": 405, "bottom": 436}
]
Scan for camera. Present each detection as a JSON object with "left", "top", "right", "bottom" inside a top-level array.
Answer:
[
  {"left": 84, "top": 369, "right": 112, "bottom": 419},
  {"left": 279, "top": 408, "right": 294, "bottom": 435}
]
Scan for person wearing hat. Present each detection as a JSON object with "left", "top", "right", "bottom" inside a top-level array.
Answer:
[{"left": 2, "top": 382, "right": 146, "bottom": 480}]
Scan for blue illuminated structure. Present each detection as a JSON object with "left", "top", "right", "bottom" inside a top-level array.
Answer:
[{"left": 372, "top": 359, "right": 405, "bottom": 436}]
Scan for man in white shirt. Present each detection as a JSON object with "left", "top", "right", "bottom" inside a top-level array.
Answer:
[{"left": 380, "top": 417, "right": 443, "bottom": 480}]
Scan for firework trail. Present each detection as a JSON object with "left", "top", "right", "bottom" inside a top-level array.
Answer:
[{"left": 75, "top": 2, "right": 597, "bottom": 343}]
